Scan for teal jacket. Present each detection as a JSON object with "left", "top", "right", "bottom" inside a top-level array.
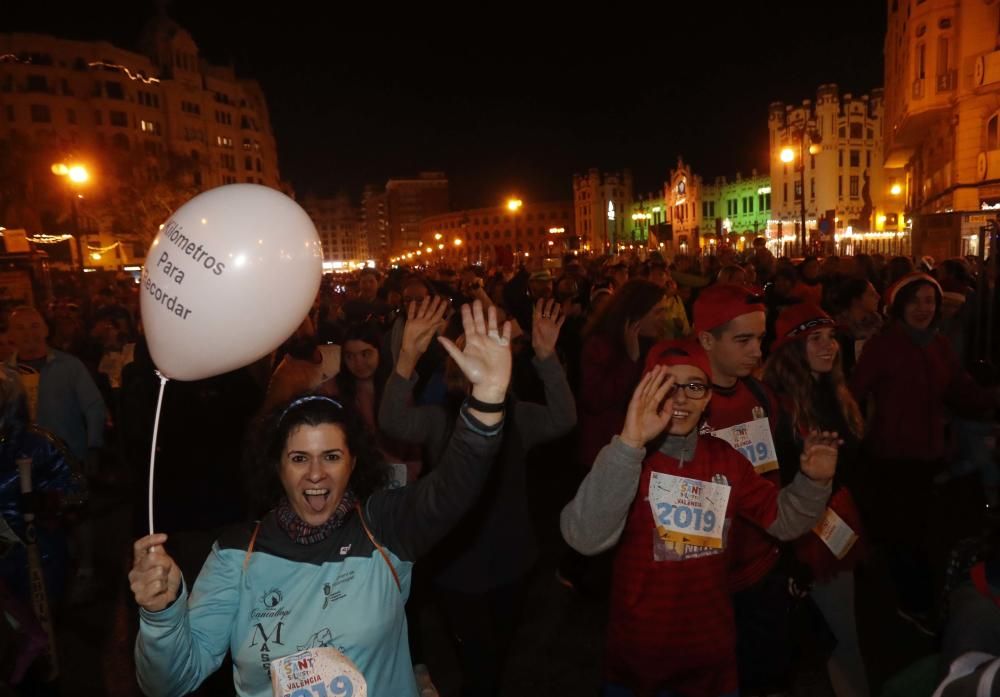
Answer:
[
  {"left": 136, "top": 406, "right": 503, "bottom": 697},
  {"left": 13, "top": 349, "right": 105, "bottom": 461}
]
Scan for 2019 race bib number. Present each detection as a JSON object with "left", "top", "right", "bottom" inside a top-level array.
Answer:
[
  {"left": 711, "top": 417, "right": 779, "bottom": 475},
  {"left": 271, "top": 647, "right": 367, "bottom": 697},
  {"left": 648, "top": 472, "right": 731, "bottom": 550}
]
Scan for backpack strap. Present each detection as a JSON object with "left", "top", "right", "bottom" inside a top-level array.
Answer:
[
  {"left": 355, "top": 501, "right": 402, "bottom": 593},
  {"left": 243, "top": 520, "right": 262, "bottom": 572},
  {"left": 742, "top": 376, "right": 771, "bottom": 419}
]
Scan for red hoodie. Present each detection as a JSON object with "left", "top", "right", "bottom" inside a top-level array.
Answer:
[
  {"left": 703, "top": 379, "right": 781, "bottom": 591},
  {"left": 606, "top": 436, "right": 786, "bottom": 696}
]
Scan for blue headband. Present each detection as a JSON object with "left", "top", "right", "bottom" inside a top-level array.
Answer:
[{"left": 278, "top": 395, "right": 344, "bottom": 424}]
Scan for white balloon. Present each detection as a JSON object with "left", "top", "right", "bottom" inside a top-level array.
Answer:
[{"left": 140, "top": 184, "right": 322, "bottom": 381}]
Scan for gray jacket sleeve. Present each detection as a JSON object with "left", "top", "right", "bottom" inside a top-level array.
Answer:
[
  {"left": 377, "top": 371, "right": 448, "bottom": 461},
  {"left": 765, "top": 472, "right": 832, "bottom": 541},
  {"left": 514, "top": 354, "right": 577, "bottom": 451},
  {"left": 560, "top": 436, "right": 645, "bottom": 555}
]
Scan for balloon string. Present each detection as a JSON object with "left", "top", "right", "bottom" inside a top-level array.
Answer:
[{"left": 148, "top": 372, "right": 169, "bottom": 536}]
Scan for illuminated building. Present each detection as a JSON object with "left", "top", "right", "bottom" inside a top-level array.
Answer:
[{"left": 572, "top": 168, "right": 634, "bottom": 254}]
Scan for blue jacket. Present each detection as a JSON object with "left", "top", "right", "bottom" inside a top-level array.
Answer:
[
  {"left": 13, "top": 349, "right": 106, "bottom": 461},
  {"left": 136, "top": 406, "right": 503, "bottom": 697}
]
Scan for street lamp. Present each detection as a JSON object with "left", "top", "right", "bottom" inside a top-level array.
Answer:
[
  {"left": 51, "top": 161, "right": 91, "bottom": 270},
  {"left": 779, "top": 123, "right": 821, "bottom": 256},
  {"left": 506, "top": 198, "right": 523, "bottom": 212},
  {"left": 890, "top": 183, "right": 902, "bottom": 197}
]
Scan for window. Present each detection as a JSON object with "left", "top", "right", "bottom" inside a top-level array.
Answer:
[
  {"left": 866, "top": 150, "right": 871, "bottom": 168},
  {"left": 29, "top": 104, "right": 51, "bottom": 123},
  {"left": 838, "top": 150, "right": 844, "bottom": 167},
  {"left": 810, "top": 154, "right": 815, "bottom": 169},
  {"left": 215, "top": 110, "right": 232, "bottom": 125},
  {"left": 140, "top": 119, "right": 160, "bottom": 135},
  {"left": 810, "top": 178, "right": 815, "bottom": 199},
  {"left": 838, "top": 126, "right": 846, "bottom": 137},
  {"left": 216, "top": 135, "right": 233, "bottom": 148},
  {"left": 758, "top": 194, "right": 764, "bottom": 211},
  {"left": 94, "top": 110, "right": 102, "bottom": 126},
  {"left": 255, "top": 158, "right": 262, "bottom": 172},
  {"left": 109, "top": 110, "right": 127, "bottom": 127},
  {"left": 245, "top": 156, "right": 253, "bottom": 170},
  {"left": 917, "top": 44, "right": 926, "bottom": 80},
  {"left": 104, "top": 81, "right": 125, "bottom": 99},
  {"left": 26, "top": 74, "right": 48, "bottom": 92},
  {"left": 850, "top": 176, "right": 859, "bottom": 198},
  {"left": 61, "top": 79, "right": 71, "bottom": 96},
  {"left": 240, "top": 115, "right": 251, "bottom": 129},
  {"left": 67, "top": 108, "right": 76, "bottom": 125},
  {"left": 850, "top": 150, "right": 860, "bottom": 167},
  {"left": 794, "top": 180, "right": 803, "bottom": 200},
  {"left": 990, "top": 115, "right": 1000, "bottom": 150},
  {"left": 850, "top": 123, "right": 863, "bottom": 139},
  {"left": 938, "top": 36, "right": 950, "bottom": 75},
  {"left": 784, "top": 183, "right": 788, "bottom": 203},
  {"left": 838, "top": 176, "right": 843, "bottom": 196},
  {"left": 765, "top": 193, "right": 771, "bottom": 209}
]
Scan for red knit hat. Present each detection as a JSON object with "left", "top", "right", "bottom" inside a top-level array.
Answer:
[
  {"left": 884, "top": 272, "right": 943, "bottom": 312},
  {"left": 771, "top": 304, "right": 836, "bottom": 352},
  {"left": 693, "top": 283, "right": 766, "bottom": 334},
  {"left": 645, "top": 339, "right": 713, "bottom": 383}
]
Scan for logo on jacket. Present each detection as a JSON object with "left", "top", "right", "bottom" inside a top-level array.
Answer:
[
  {"left": 322, "top": 582, "right": 346, "bottom": 609},
  {"left": 297, "top": 627, "right": 335, "bottom": 651},
  {"left": 251, "top": 588, "right": 290, "bottom": 620}
]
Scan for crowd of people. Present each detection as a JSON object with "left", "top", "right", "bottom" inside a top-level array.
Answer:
[{"left": 0, "top": 239, "right": 998, "bottom": 697}]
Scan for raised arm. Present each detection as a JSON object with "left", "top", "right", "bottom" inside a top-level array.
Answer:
[
  {"left": 561, "top": 367, "right": 676, "bottom": 554},
  {"left": 517, "top": 298, "right": 577, "bottom": 449},
  {"left": 367, "top": 301, "right": 513, "bottom": 560}
]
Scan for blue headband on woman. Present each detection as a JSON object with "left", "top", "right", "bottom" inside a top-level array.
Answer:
[{"left": 278, "top": 395, "right": 344, "bottom": 425}]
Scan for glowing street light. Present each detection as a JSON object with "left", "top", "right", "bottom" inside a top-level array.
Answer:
[
  {"left": 434, "top": 233, "right": 442, "bottom": 241},
  {"left": 780, "top": 147, "right": 795, "bottom": 163},
  {"left": 453, "top": 238, "right": 462, "bottom": 246},
  {"left": 507, "top": 198, "right": 523, "bottom": 212},
  {"left": 890, "top": 183, "right": 902, "bottom": 196},
  {"left": 51, "top": 160, "right": 92, "bottom": 270},
  {"left": 68, "top": 165, "right": 90, "bottom": 184}
]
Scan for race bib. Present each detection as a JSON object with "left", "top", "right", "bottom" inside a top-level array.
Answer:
[
  {"left": 812, "top": 507, "right": 858, "bottom": 560},
  {"left": 270, "top": 647, "right": 367, "bottom": 697},
  {"left": 648, "top": 472, "right": 731, "bottom": 550},
  {"left": 711, "top": 417, "right": 779, "bottom": 475}
]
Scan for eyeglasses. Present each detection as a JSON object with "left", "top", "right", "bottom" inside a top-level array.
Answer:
[{"left": 666, "top": 382, "right": 710, "bottom": 400}]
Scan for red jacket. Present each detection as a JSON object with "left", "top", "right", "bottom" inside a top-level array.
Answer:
[
  {"left": 703, "top": 379, "right": 781, "bottom": 591},
  {"left": 606, "top": 437, "right": 784, "bottom": 696},
  {"left": 850, "top": 323, "right": 997, "bottom": 462},
  {"left": 577, "top": 334, "right": 643, "bottom": 468}
]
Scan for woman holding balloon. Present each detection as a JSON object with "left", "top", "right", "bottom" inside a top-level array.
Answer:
[{"left": 129, "top": 300, "right": 512, "bottom": 696}]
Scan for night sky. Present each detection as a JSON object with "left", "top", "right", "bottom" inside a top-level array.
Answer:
[{"left": 4, "top": 2, "right": 887, "bottom": 208}]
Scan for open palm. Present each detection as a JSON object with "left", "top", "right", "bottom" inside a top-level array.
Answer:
[
  {"left": 620, "top": 366, "right": 677, "bottom": 448},
  {"left": 439, "top": 300, "right": 512, "bottom": 404}
]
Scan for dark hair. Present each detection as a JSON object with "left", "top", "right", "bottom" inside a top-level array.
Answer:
[
  {"left": 837, "top": 278, "right": 873, "bottom": 314},
  {"left": 890, "top": 279, "right": 942, "bottom": 323},
  {"left": 886, "top": 256, "right": 915, "bottom": 286},
  {"left": 336, "top": 322, "right": 389, "bottom": 398},
  {"left": 583, "top": 279, "right": 665, "bottom": 349},
  {"left": 243, "top": 394, "right": 388, "bottom": 517}
]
